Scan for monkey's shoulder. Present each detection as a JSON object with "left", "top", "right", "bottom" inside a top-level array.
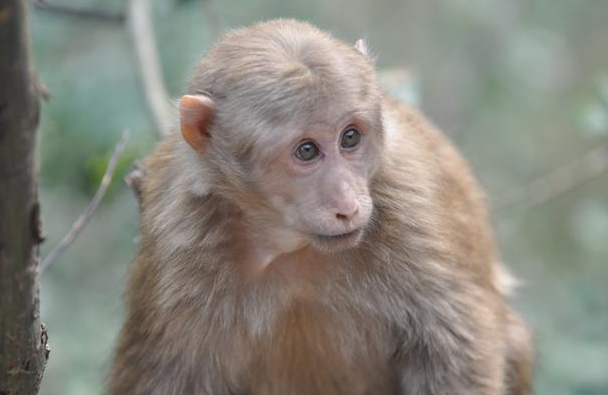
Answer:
[
  {"left": 383, "top": 96, "right": 490, "bottom": 217},
  {"left": 378, "top": 98, "right": 498, "bottom": 274}
]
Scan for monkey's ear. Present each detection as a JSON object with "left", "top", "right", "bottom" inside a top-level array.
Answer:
[
  {"left": 354, "top": 39, "right": 369, "bottom": 57},
  {"left": 179, "top": 94, "right": 215, "bottom": 153}
]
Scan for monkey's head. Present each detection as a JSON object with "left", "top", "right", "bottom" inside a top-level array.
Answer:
[{"left": 178, "top": 20, "right": 384, "bottom": 253}]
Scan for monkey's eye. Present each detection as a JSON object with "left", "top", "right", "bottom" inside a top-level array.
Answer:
[
  {"left": 295, "top": 141, "right": 320, "bottom": 161},
  {"left": 340, "top": 127, "right": 361, "bottom": 149}
]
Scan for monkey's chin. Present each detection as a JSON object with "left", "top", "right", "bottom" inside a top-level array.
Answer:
[{"left": 309, "top": 228, "right": 364, "bottom": 253}]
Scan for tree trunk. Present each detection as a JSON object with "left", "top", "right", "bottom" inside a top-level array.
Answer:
[{"left": 0, "top": 1, "right": 49, "bottom": 394}]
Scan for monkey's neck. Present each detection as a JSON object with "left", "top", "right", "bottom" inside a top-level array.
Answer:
[{"left": 233, "top": 216, "right": 310, "bottom": 273}]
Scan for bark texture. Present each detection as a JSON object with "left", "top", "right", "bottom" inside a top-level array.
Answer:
[{"left": 0, "top": 1, "right": 49, "bottom": 394}]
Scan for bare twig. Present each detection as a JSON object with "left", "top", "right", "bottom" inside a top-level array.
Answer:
[
  {"left": 493, "top": 144, "right": 608, "bottom": 211},
  {"left": 40, "top": 131, "right": 130, "bottom": 273},
  {"left": 127, "top": 0, "right": 171, "bottom": 137},
  {"left": 34, "top": 0, "right": 125, "bottom": 24}
]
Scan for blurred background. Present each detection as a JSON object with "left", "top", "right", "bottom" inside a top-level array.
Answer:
[{"left": 32, "top": 0, "right": 608, "bottom": 394}]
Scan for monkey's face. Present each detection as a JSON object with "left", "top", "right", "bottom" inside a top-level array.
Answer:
[
  {"left": 177, "top": 25, "right": 383, "bottom": 254},
  {"left": 250, "top": 110, "right": 383, "bottom": 253}
]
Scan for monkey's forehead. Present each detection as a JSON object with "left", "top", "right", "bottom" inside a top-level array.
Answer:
[{"left": 202, "top": 71, "right": 380, "bottom": 144}]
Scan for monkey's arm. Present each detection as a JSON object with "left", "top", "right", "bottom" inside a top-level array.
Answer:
[
  {"left": 108, "top": 251, "right": 199, "bottom": 395},
  {"left": 393, "top": 288, "right": 508, "bottom": 395}
]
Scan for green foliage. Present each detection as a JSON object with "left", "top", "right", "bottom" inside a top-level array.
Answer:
[{"left": 83, "top": 148, "right": 140, "bottom": 197}]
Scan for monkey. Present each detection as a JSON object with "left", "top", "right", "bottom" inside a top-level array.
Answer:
[{"left": 109, "top": 19, "right": 534, "bottom": 395}]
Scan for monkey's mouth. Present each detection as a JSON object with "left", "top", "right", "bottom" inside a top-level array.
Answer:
[{"left": 309, "top": 228, "right": 364, "bottom": 252}]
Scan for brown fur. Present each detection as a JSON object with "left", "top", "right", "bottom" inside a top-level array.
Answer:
[{"left": 109, "top": 19, "right": 534, "bottom": 395}]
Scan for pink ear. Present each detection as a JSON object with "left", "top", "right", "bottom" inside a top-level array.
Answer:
[{"left": 179, "top": 94, "right": 215, "bottom": 153}]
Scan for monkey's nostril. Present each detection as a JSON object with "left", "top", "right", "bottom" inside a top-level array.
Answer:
[{"left": 336, "top": 207, "right": 358, "bottom": 220}]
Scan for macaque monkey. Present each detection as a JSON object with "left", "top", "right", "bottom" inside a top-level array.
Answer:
[{"left": 109, "top": 19, "right": 533, "bottom": 395}]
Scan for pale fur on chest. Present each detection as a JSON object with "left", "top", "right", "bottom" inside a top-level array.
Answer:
[{"left": 150, "top": 242, "right": 399, "bottom": 394}]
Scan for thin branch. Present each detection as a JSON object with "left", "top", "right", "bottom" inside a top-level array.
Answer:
[
  {"left": 40, "top": 131, "right": 130, "bottom": 273},
  {"left": 35, "top": 0, "right": 171, "bottom": 138},
  {"left": 34, "top": 0, "right": 125, "bottom": 24},
  {"left": 127, "top": 0, "right": 171, "bottom": 137},
  {"left": 493, "top": 144, "right": 608, "bottom": 212}
]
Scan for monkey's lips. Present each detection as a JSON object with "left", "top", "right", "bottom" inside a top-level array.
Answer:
[{"left": 309, "top": 228, "right": 364, "bottom": 252}]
